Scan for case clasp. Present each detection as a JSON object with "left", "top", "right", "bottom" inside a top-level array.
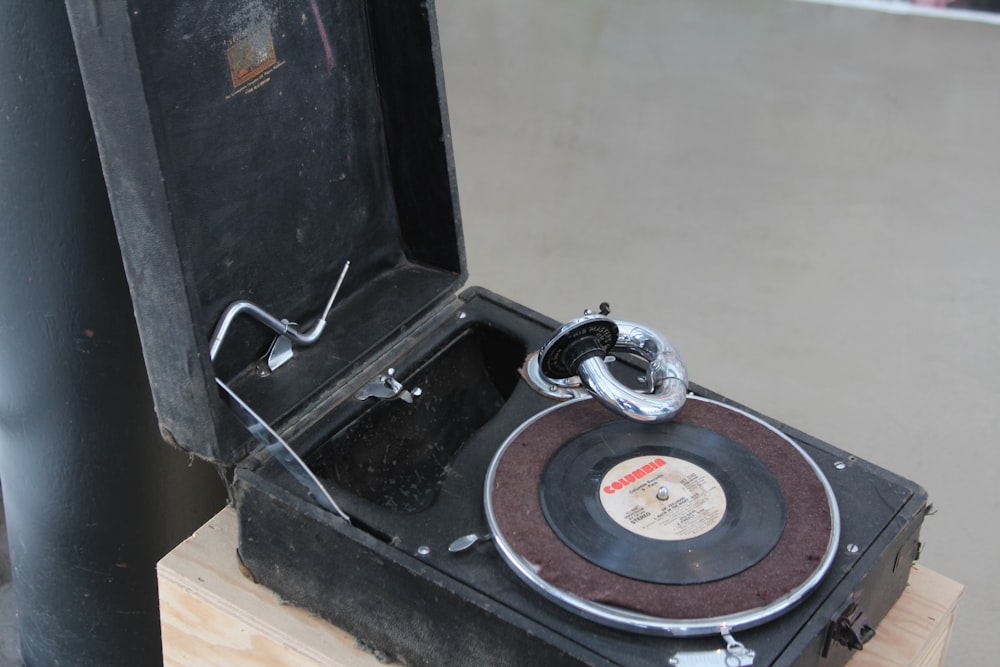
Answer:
[{"left": 829, "top": 600, "right": 876, "bottom": 652}]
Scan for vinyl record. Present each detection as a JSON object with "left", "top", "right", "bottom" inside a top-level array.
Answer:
[
  {"left": 485, "top": 395, "right": 840, "bottom": 636},
  {"left": 539, "top": 420, "right": 786, "bottom": 585}
]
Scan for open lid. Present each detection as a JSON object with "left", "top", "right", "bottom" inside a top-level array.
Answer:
[{"left": 67, "top": 0, "right": 466, "bottom": 465}]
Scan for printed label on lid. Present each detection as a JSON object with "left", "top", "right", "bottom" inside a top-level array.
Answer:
[{"left": 226, "top": 22, "right": 285, "bottom": 98}]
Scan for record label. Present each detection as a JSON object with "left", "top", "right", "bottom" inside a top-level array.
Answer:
[{"left": 599, "top": 455, "right": 726, "bottom": 541}]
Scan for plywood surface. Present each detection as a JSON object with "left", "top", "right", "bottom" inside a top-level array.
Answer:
[
  {"left": 849, "top": 564, "right": 963, "bottom": 667},
  {"left": 158, "top": 508, "right": 383, "bottom": 667}
]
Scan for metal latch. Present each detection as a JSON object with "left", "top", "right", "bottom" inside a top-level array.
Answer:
[{"left": 827, "top": 600, "right": 875, "bottom": 654}]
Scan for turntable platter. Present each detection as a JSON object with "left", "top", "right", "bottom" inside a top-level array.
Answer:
[{"left": 484, "top": 396, "right": 840, "bottom": 637}]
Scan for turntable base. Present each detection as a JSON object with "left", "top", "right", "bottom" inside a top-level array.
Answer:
[{"left": 158, "top": 508, "right": 963, "bottom": 667}]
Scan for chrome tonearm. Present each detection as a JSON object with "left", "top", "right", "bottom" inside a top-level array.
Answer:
[{"left": 533, "top": 305, "right": 688, "bottom": 422}]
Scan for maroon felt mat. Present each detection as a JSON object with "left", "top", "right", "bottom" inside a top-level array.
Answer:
[{"left": 489, "top": 397, "right": 834, "bottom": 620}]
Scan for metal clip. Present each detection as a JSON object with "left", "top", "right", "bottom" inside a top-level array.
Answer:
[
  {"left": 259, "top": 333, "right": 294, "bottom": 374},
  {"left": 668, "top": 630, "right": 755, "bottom": 666},
  {"left": 355, "top": 368, "right": 422, "bottom": 403}
]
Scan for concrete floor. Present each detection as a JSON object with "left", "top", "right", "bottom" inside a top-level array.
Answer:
[{"left": 436, "top": 0, "right": 995, "bottom": 663}]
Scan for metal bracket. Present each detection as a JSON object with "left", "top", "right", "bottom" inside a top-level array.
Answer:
[
  {"left": 260, "top": 333, "right": 295, "bottom": 374},
  {"left": 354, "top": 368, "right": 422, "bottom": 403}
]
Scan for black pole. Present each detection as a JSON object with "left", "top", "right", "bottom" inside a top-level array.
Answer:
[{"left": 0, "top": 4, "right": 227, "bottom": 666}]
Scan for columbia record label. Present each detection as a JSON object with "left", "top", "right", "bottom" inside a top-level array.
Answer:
[{"left": 598, "top": 455, "right": 726, "bottom": 541}]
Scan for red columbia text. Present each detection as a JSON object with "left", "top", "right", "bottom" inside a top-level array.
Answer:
[{"left": 602, "top": 458, "right": 667, "bottom": 494}]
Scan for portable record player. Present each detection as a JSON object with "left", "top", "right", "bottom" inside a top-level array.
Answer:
[{"left": 67, "top": 1, "right": 928, "bottom": 665}]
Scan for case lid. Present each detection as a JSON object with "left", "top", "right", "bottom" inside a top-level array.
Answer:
[{"left": 67, "top": 0, "right": 466, "bottom": 465}]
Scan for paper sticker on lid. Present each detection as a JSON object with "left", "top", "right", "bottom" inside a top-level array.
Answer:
[{"left": 227, "top": 22, "right": 283, "bottom": 96}]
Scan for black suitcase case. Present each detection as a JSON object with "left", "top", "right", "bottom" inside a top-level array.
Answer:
[{"left": 66, "top": 2, "right": 927, "bottom": 664}]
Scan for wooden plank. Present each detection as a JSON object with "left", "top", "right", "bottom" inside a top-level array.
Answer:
[
  {"left": 157, "top": 508, "right": 383, "bottom": 667},
  {"left": 159, "top": 508, "right": 963, "bottom": 666},
  {"left": 848, "top": 565, "right": 964, "bottom": 667}
]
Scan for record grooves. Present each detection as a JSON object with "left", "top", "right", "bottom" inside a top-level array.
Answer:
[{"left": 486, "top": 396, "right": 837, "bottom": 630}]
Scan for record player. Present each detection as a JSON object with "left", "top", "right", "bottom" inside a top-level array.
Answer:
[{"left": 67, "top": 1, "right": 928, "bottom": 665}]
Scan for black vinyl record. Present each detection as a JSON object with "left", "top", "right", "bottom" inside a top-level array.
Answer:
[{"left": 539, "top": 420, "right": 786, "bottom": 585}]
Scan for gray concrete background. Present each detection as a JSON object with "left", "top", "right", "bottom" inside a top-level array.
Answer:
[{"left": 436, "top": 0, "right": 995, "bottom": 663}]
